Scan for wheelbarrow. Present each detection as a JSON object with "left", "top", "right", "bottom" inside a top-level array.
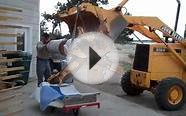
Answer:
[{"left": 33, "top": 83, "right": 100, "bottom": 116}]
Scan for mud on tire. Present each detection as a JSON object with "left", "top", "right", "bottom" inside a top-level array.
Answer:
[{"left": 121, "top": 71, "right": 143, "bottom": 96}]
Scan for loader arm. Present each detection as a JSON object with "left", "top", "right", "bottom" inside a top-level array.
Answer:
[
  {"left": 124, "top": 16, "right": 185, "bottom": 43},
  {"left": 128, "top": 25, "right": 162, "bottom": 43},
  {"left": 118, "top": 0, "right": 129, "bottom": 7},
  {"left": 114, "top": 0, "right": 129, "bottom": 11},
  {"left": 124, "top": 16, "right": 186, "bottom": 68}
]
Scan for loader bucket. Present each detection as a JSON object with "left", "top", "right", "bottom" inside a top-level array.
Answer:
[
  {"left": 56, "top": 2, "right": 128, "bottom": 40},
  {"left": 109, "top": 15, "right": 128, "bottom": 39}
]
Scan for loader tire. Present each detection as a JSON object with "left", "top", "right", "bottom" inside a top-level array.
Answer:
[
  {"left": 155, "top": 77, "right": 185, "bottom": 111},
  {"left": 121, "top": 71, "right": 143, "bottom": 96}
]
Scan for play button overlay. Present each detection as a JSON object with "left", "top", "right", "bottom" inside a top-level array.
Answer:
[
  {"left": 66, "top": 32, "right": 119, "bottom": 84},
  {"left": 89, "top": 47, "right": 101, "bottom": 70}
]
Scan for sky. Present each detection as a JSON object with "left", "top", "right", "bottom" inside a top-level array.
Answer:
[{"left": 40, "top": 0, "right": 186, "bottom": 38}]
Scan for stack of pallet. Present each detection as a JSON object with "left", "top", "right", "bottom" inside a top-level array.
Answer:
[
  {"left": 0, "top": 51, "right": 24, "bottom": 81},
  {"left": 0, "top": 6, "right": 24, "bottom": 115},
  {"left": 0, "top": 5, "right": 24, "bottom": 84}
]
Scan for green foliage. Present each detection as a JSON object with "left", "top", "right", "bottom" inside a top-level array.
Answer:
[
  {"left": 40, "top": 20, "right": 49, "bottom": 36},
  {"left": 49, "top": 33, "right": 71, "bottom": 40},
  {"left": 123, "top": 62, "right": 132, "bottom": 71},
  {"left": 55, "top": 0, "right": 108, "bottom": 12},
  {"left": 115, "top": 28, "right": 134, "bottom": 44},
  {"left": 41, "top": 12, "right": 53, "bottom": 21}
]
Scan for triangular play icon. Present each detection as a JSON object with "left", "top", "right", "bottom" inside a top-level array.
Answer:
[{"left": 89, "top": 47, "right": 101, "bottom": 70}]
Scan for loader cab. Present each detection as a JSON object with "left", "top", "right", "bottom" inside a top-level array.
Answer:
[
  {"left": 121, "top": 43, "right": 186, "bottom": 110},
  {"left": 130, "top": 43, "right": 186, "bottom": 88}
]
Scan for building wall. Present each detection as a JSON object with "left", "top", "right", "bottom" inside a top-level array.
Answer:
[{"left": 0, "top": 0, "right": 40, "bottom": 78}]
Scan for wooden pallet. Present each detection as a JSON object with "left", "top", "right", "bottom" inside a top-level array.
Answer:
[
  {"left": 0, "top": 6, "right": 22, "bottom": 12},
  {"left": 0, "top": 33, "right": 18, "bottom": 37},
  {"left": 0, "top": 65, "right": 7, "bottom": 68},
  {"left": 0, "top": 16, "right": 22, "bottom": 21},
  {"left": 0, "top": 50, "right": 20, "bottom": 54},
  {"left": 0, "top": 6, "right": 25, "bottom": 115},
  {"left": 0, "top": 10, "right": 7, "bottom": 13},
  {"left": 0, "top": 74, "right": 22, "bottom": 81},
  {"left": 0, "top": 58, "right": 22, "bottom": 63},
  {"left": 0, "top": 42, "right": 18, "bottom": 45},
  {"left": 0, "top": 92, "right": 22, "bottom": 102},
  {"left": 0, "top": 72, "right": 7, "bottom": 76},
  {"left": 0, "top": 66, "right": 24, "bottom": 73},
  {"left": 0, "top": 24, "right": 23, "bottom": 29}
]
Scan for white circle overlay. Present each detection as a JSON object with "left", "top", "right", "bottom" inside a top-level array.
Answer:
[{"left": 66, "top": 32, "right": 119, "bottom": 84}]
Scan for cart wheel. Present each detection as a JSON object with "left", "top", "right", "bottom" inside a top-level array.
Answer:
[
  {"left": 47, "top": 106, "right": 56, "bottom": 112},
  {"left": 72, "top": 109, "right": 79, "bottom": 116}
]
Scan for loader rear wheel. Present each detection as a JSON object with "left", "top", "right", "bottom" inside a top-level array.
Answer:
[
  {"left": 121, "top": 71, "right": 143, "bottom": 96},
  {"left": 155, "top": 78, "right": 185, "bottom": 110}
]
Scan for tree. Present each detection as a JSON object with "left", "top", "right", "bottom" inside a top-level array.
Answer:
[
  {"left": 115, "top": 11, "right": 134, "bottom": 44},
  {"left": 55, "top": 0, "right": 108, "bottom": 11},
  {"left": 40, "top": 20, "right": 49, "bottom": 36},
  {"left": 115, "top": 28, "right": 134, "bottom": 44},
  {"left": 41, "top": 12, "right": 63, "bottom": 39}
]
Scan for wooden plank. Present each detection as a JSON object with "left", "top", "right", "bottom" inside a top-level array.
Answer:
[
  {"left": 0, "top": 72, "right": 7, "bottom": 76},
  {"left": 0, "top": 33, "right": 18, "bottom": 37},
  {"left": 0, "top": 65, "right": 7, "bottom": 68},
  {"left": 0, "top": 86, "right": 22, "bottom": 93},
  {"left": 0, "top": 58, "right": 22, "bottom": 63},
  {"left": 0, "top": 50, "right": 20, "bottom": 54},
  {"left": 0, "top": 16, "right": 22, "bottom": 21},
  {"left": 0, "top": 10, "right": 7, "bottom": 13},
  {"left": 0, "top": 42, "right": 18, "bottom": 45},
  {"left": 0, "top": 87, "right": 21, "bottom": 96},
  {"left": 0, "top": 57, "right": 6, "bottom": 59},
  {"left": 0, "top": 74, "right": 22, "bottom": 81},
  {"left": 0, "top": 24, "right": 23, "bottom": 29},
  {"left": 0, "top": 6, "right": 22, "bottom": 12},
  {"left": 0, "top": 66, "right": 24, "bottom": 72}
]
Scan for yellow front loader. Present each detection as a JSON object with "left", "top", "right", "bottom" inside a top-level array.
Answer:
[
  {"left": 50, "top": 0, "right": 186, "bottom": 110},
  {"left": 121, "top": 15, "right": 186, "bottom": 111}
]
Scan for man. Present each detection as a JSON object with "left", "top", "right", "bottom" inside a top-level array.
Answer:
[
  {"left": 47, "top": 38, "right": 74, "bottom": 84},
  {"left": 46, "top": 38, "right": 68, "bottom": 73},
  {"left": 36, "top": 33, "right": 51, "bottom": 86}
]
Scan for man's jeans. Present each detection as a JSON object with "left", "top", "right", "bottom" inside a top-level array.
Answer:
[{"left": 36, "top": 58, "right": 51, "bottom": 86}]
